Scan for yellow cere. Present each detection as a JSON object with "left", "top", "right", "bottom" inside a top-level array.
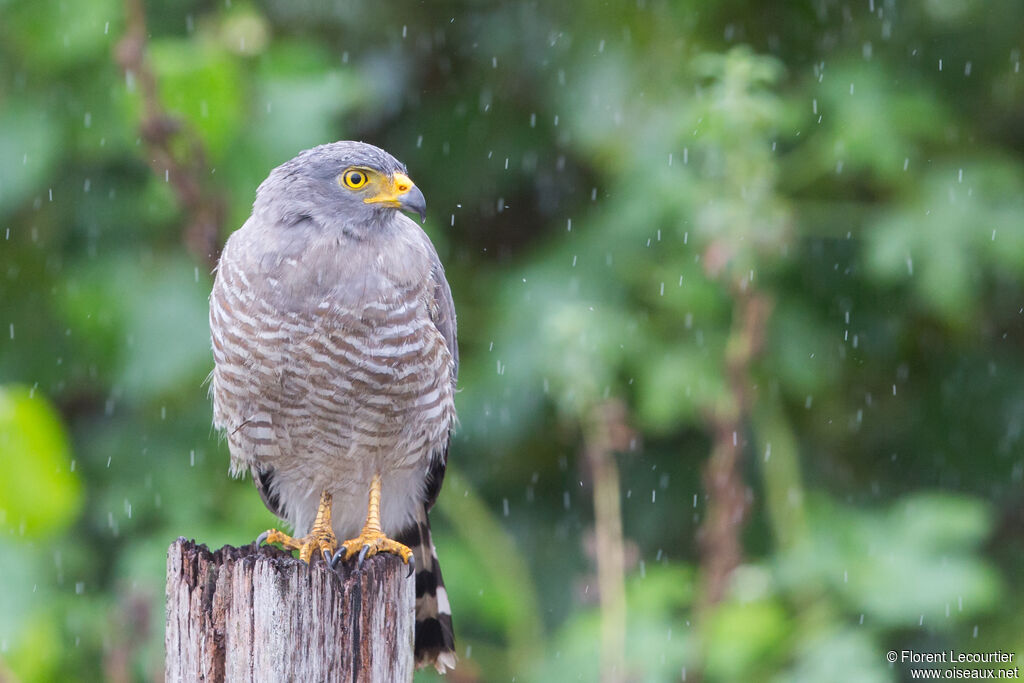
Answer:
[{"left": 363, "top": 171, "right": 416, "bottom": 206}]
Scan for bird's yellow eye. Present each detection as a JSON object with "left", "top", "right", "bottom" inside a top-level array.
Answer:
[{"left": 342, "top": 170, "right": 368, "bottom": 189}]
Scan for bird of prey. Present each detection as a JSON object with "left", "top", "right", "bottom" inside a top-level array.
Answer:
[{"left": 208, "top": 141, "right": 458, "bottom": 672}]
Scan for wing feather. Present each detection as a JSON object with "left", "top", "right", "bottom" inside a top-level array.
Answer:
[{"left": 424, "top": 254, "right": 458, "bottom": 511}]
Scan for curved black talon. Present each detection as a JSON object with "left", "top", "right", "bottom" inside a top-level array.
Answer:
[
  {"left": 255, "top": 530, "right": 269, "bottom": 546},
  {"left": 330, "top": 549, "right": 345, "bottom": 569},
  {"left": 406, "top": 553, "right": 416, "bottom": 578},
  {"left": 357, "top": 544, "right": 370, "bottom": 569},
  {"left": 322, "top": 548, "right": 332, "bottom": 565}
]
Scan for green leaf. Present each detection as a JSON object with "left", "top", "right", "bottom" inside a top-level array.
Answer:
[
  {"left": 59, "top": 253, "right": 212, "bottom": 400},
  {"left": 782, "top": 494, "right": 1000, "bottom": 628},
  {"left": 866, "top": 161, "right": 1024, "bottom": 323},
  {"left": 4, "top": 608, "right": 63, "bottom": 682},
  {"left": 637, "top": 346, "right": 726, "bottom": 431},
  {"left": 0, "top": 385, "right": 82, "bottom": 537},
  {"left": 0, "top": 100, "right": 61, "bottom": 215},
  {"left": 704, "top": 598, "right": 790, "bottom": 681},
  {"left": 147, "top": 40, "right": 245, "bottom": 160},
  {"left": 256, "top": 71, "right": 358, "bottom": 158},
  {"left": 783, "top": 627, "right": 890, "bottom": 683},
  {"left": 531, "top": 567, "right": 696, "bottom": 682},
  {"left": 764, "top": 300, "right": 840, "bottom": 397},
  {"left": 0, "top": 0, "right": 121, "bottom": 72}
]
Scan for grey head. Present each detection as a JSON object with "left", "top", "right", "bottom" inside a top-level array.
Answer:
[{"left": 252, "top": 140, "right": 427, "bottom": 237}]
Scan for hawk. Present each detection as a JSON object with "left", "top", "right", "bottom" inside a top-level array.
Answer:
[{"left": 208, "top": 141, "right": 458, "bottom": 672}]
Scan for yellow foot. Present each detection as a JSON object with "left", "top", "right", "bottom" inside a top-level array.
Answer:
[
  {"left": 328, "top": 473, "right": 414, "bottom": 574},
  {"left": 257, "top": 489, "right": 337, "bottom": 564},
  {"left": 258, "top": 526, "right": 337, "bottom": 564},
  {"left": 335, "top": 530, "right": 413, "bottom": 569}
]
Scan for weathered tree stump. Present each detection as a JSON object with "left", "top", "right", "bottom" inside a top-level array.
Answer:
[{"left": 165, "top": 537, "right": 414, "bottom": 682}]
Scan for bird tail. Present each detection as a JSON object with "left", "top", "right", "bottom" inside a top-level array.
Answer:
[{"left": 397, "top": 506, "right": 456, "bottom": 673}]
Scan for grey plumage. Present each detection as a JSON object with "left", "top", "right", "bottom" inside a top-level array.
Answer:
[{"left": 209, "top": 141, "right": 457, "bottom": 672}]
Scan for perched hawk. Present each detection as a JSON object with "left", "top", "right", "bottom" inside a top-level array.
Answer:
[{"left": 208, "top": 141, "right": 458, "bottom": 672}]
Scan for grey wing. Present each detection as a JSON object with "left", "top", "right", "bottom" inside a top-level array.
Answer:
[
  {"left": 424, "top": 255, "right": 458, "bottom": 511},
  {"left": 429, "top": 258, "right": 459, "bottom": 383}
]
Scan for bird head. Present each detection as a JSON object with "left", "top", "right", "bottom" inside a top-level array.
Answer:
[
  {"left": 255, "top": 141, "right": 427, "bottom": 234},
  {"left": 337, "top": 165, "right": 426, "bottom": 224}
]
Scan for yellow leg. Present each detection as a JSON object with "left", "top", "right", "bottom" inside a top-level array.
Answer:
[
  {"left": 259, "top": 489, "right": 338, "bottom": 564},
  {"left": 337, "top": 474, "right": 413, "bottom": 567}
]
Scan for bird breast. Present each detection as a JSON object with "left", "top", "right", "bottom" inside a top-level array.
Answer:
[{"left": 210, "top": 223, "right": 455, "bottom": 487}]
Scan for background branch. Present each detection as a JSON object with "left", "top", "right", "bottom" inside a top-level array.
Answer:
[
  {"left": 697, "top": 267, "right": 773, "bottom": 612},
  {"left": 583, "top": 401, "right": 635, "bottom": 683},
  {"left": 115, "top": 0, "right": 225, "bottom": 271}
]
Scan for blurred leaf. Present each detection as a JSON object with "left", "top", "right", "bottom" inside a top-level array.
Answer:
[
  {"left": 0, "top": 385, "right": 81, "bottom": 537},
  {"left": 254, "top": 42, "right": 367, "bottom": 164},
  {"left": 3, "top": 609, "right": 62, "bottom": 682},
  {"left": 114, "top": 257, "right": 210, "bottom": 399},
  {"left": 753, "top": 401, "right": 808, "bottom": 551},
  {"left": 782, "top": 627, "right": 890, "bottom": 683},
  {"left": 59, "top": 253, "right": 211, "bottom": 399},
  {"left": 0, "top": 543, "right": 56, "bottom": 674},
  {"left": 764, "top": 299, "right": 841, "bottom": 398},
  {"left": 532, "top": 566, "right": 695, "bottom": 682},
  {"left": 437, "top": 468, "right": 543, "bottom": 672},
  {"left": 780, "top": 494, "right": 1000, "bottom": 628},
  {"left": 148, "top": 40, "right": 245, "bottom": 160},
  {"left": 636, "top": 345, "right": 726, "bottom": 431},
  {"left": 0, "top": 0, "right": 120, "bottom": 72},
  {"left": 626, "top": 564, "right": 696, "bottom": 615},
  {"left": 788, "top": 61, "right": 952, "bottom": 189},
  {"left": 704, "top": 598, "right": 790, "bottom": 681},
  {"left": 0, "top": 100, "right": 61, "bottom": 215},
  {"left": 866, "top": 162, "right": 1024, "bottom": 323}
]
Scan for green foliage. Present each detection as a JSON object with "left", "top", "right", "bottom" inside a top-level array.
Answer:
[
  {"left": 704, "top": 596, "right": 790, "bottom": 680},
  {"left": 0, "top": 102, "right": 61, "bottom": 215},
  {"left": 531, "top": 566, "right": 695, "bottom": 682},
  {"left": 0, "top": 385, "right": 81, "bottom": 537},
  {"left": 2, "top": 0, "right": 1023, "bottom": 680},
  {"left": 867, "top": 161, "right": 1024, "bottom": 323},
  {"left": 58, "top": 254, "right": 211, "bottom": 399},
  {"left": 778, "top": 495, "right": 999, "bottom": 625},
  {"left": 148, "top": 40, "right": 246, "bottom": 160},
  {"left": 0, "top": 0, "right": 120, "bottom": 73}
]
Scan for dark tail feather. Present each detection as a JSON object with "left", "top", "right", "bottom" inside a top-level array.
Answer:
[{"left": 396, "top": 506, "right": 456, "bottom": 672}]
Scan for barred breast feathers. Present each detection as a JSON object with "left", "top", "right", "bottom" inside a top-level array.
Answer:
[{"left": 210, "top": 211, "right": 456, "bottom": 473}]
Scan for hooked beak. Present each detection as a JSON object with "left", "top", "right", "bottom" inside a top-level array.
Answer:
[
  {"left": 364, "top": 171, "right": 427, "bottom": 223},
  {"left": 399, "top": 184, "right": 427, "bottom": 224}
]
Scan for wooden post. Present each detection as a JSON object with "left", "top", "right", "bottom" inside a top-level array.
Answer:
[{"left": 165, "top": 538, "right": 414, "bottom": 682}]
